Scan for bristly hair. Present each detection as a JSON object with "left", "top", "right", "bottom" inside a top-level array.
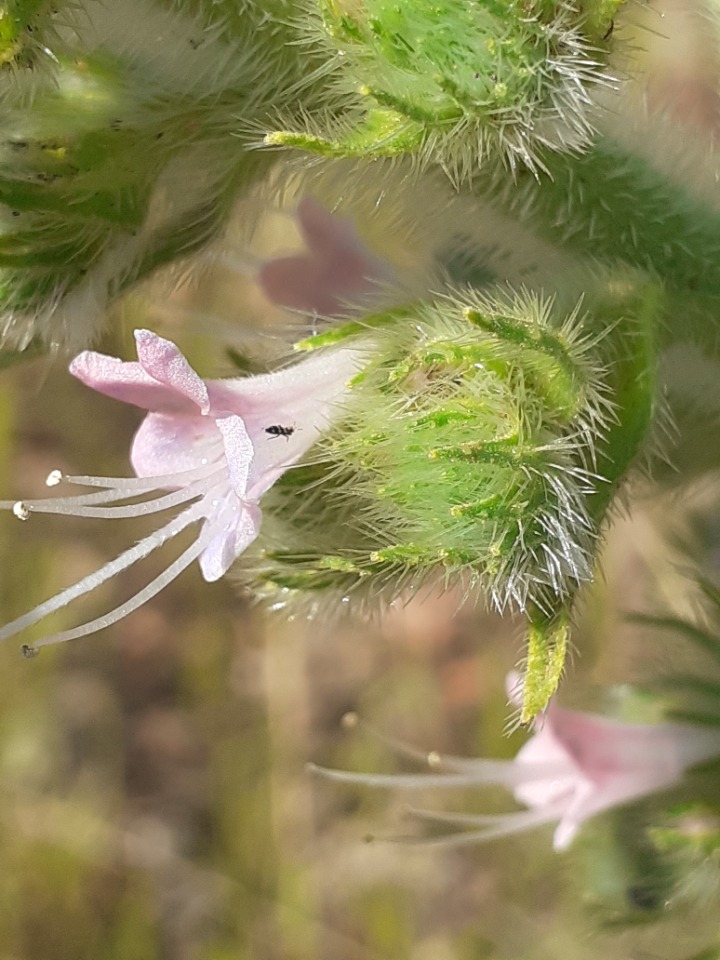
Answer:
[
  {"left": 240, "top": 286, "right": 620, "bottom": 619},
  {"left": 271, "top": 0, "right": 621, "bottom": 176}
]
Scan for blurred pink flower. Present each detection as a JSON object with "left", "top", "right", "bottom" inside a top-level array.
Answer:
[
  {"left": 311, "top": 674, "right": 720, "bottom": 851},
  {"left": 506, "top": 675, "right": 720, "bottom": 849},
  {"left": 259, "top": 197, "right": 394, "bottom": 316},
  {"left": 0, "top": 329, "right": 363, "bottom": 653}
]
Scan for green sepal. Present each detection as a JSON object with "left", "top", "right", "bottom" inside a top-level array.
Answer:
[
  {"left": 266, "top": 108, "right": 423, "bottom": 159},
  {"left": 521, "top": 611, "right": 570, "bottom": 723},
  {"left": 294, "top": 307, "right": 412, "bottom": 352}
]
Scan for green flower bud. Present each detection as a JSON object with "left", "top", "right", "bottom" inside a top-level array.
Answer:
[
  {"left": 270, "top": 0, "right": 622, "bottom": 173},
  {"left": 244, "top": 279, "right": 659, "bottom": 714},
  {"left": 250, "top": 289, "right": 611, "bottom": 608},
  {"left": 0, "top": 0, "right": 322, "bottom": 350}
]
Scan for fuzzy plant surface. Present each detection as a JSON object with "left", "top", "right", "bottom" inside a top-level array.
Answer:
[
  {"left": 2, "top": 1, "right": 720, "bottom": 724},
  {"left": 7, "top": 6, "right": 720, "bottom": 945},
  {"left": 244, "top": 278, "right": 657, "bottom": 718},
  {"left": 268, "top": 0, "right": 621, "bottom": 174},
  {"left": 0, "top": 0, "right": 328, "bottom": 349}
]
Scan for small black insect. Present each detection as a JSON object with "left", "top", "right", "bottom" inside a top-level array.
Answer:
[{"left": 265, "top": 424, "right": 295, "bottom": 440}]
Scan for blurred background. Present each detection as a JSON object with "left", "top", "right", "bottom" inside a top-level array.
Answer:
[{"left": 2, "top": 0, "right": 720, "bottom": 956}]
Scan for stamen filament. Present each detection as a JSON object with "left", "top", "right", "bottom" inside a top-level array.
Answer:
[
  {"left": 56, "top": 460, "right": 221, "bottom": 490},
  {"left": 0, "top": 499, "right": 210, "bottom": 645},
  {"left": 329, "top": 715, "right": 572, "bottom": 784},
  {"left": 29, "top": 513, "right": 222, "bottom": 651},
  {"left": 339, "top": 714, "right": 513, "bottom": 774},
  {"left": 403, "top": 805, "right": 566, "bottom": 829},
  {"left": 307, "top": 762, "right": 528, "bottom": 790},
  {"left": 387, "top": 805, "right": 564, "bottom": 848},
  {"left": 4, "top": 479, "right": 213, "bottom": 520}
]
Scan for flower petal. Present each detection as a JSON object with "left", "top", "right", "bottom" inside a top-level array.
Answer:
[
  {"left": 513, "top": 724, "right": 578, "bottom": 810},
  {"left": 259, "top": 198, "right": 392, "bottom": 316},
  {"left": 134, "top": 329, "right": 211, "bottom": 414},
  {"left": 209, "top": 347, "right": 363, "bottom": 498},
  {"left": 215, "top": 416, "right": 254, "bottom": 497},
  {"left": 296, "top": 197, "right": 360, "bottom": 257},
  {"left": 131, "top": 413, "right": 221, "bottom": 478},
  {"left": 199, "top": 501, "right": 261, "bottom": 581},
  {"left": 552, "top": 781, "right": 596, "bottom": 851},
  {"left": 70, "top": 351, "right": 197, "bottom": 414}
]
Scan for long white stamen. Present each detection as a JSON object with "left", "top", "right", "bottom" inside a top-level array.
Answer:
[
  {"left": 340, "top": 713, "right": 510, "bottom": 774},
  {"left": 307, "top": 760, "right": 571, "bottom": 790},
  {"left": 307, "top": 763, "right": 514, "bottom": 789},
  {"left": 28, "top": 513, "right": 223, "bottom": 652},
  {"left": 3, "top": 480, "right": 212, "bottom": 520},
  {"left": 0, "top": 463, "right": 225, "bottom": 520},
  {"left": 403, "top": 805, "right": 566, "bottom": 830},
  {"left": 0, "top": 498, "right": 212, "bottom": 645},
  {"left": 386, "top": 805, "right": 565, "bottom": 848},
  {"left": 330, "top": 714, "right": 570, "bottom": 785},
  {"left": 59, "top": 461, "right": 220, "bottom": 490}
]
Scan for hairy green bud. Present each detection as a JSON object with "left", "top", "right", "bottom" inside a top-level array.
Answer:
[
  {"left": 270, "top": 0, "right": 621, "bottom": 174},
  {"left": 244, "top": 279, "right": 661, "bottom": 713},
  {"left": 0, "top": 0, "right": 324, "bottom": 350},
  {"left": 250, "top": 290, "right": 613, "bottom": 610}
]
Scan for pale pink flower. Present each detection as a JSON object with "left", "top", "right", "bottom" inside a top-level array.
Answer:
[
  {"left": 311, "top": 675, "right": 720, "bottom": 851},
  {"left": 258, "top": 197, "right": 394, "bottom": 316},
  {"left": 0, "top": 329, "right": 364, "bottom": 654},
  {"left": 506, "top": 675, "right": 720, "bottom": 850}
]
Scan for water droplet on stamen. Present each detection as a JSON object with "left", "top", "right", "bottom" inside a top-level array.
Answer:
[
  {"left": 13, "top": 501, "right": 30, "bottom": 521},
  {"left": 46, "top": 469, "right": 63, "bottom": 487},
  {"left": 427, "top": 750, "right": 442, "bottom": 769},
  {"left": 20, "top": 644, "right": 38, "bottom": 659},
  {"left": 341, "top": 711, "right": 359, "bottom": 730}
]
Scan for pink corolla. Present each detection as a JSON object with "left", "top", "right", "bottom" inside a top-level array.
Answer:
[
  {"left": 311, "top": 675, "right": 720, "bottom": 851},
  {"left": 0, "top": 329, "right": 364, "bottom": 654},
  {"left": 258, "top": 197, "right": 394, "bottom": 316}
]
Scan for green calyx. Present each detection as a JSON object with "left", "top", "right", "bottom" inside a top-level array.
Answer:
[
  {"left": 273, "top": 0, "right": 622, "bottom": 171},
  {"left": 0, "top": 0, "right": 330, "bottom": 349},
  {"left": 248, "top": 281, "right": 658, "bottom": 714}
]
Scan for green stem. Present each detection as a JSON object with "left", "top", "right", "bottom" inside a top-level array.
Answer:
[
  {"left": 586, "top": 284, "right": 660, "bottom": 527},
  {"left": 474, "top": 138, "right": 720, "bottom": 297}
]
